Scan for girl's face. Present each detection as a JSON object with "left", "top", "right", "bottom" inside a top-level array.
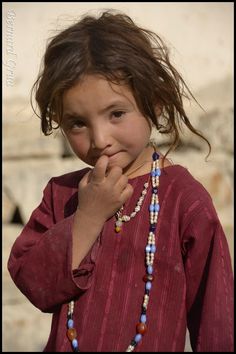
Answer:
[{"left": 62, "top": 74, "right": 152, "bottom": 175}]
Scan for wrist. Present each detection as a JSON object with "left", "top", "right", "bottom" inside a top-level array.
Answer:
[{"left": 75, "top": 208, "right": 106, "bottom": 230}]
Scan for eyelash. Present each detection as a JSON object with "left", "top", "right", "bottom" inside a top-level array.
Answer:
[
  {"left": 66, "top": 111, "right": 126, "bottom": 131},
  {"left": 68, "top": 121, "right": 85, "bottom": 130},
  {"left": 111, "top": 110, "right": 126, "bottom": 119}
]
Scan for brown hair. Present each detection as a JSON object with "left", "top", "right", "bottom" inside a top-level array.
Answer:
[{"left": 31, "top": 9, "right": 211, "bottom": 158}]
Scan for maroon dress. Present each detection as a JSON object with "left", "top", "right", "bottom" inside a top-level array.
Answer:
[{"left": 8, "top": 165, "right": 234, "bottom": 352}]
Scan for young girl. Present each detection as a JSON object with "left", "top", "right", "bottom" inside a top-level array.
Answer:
[{"left": 8, "top": 10, "right": 233, "bottom": 352}]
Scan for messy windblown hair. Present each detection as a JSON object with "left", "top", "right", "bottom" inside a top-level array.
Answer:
[{"left": 31, "top": 9, "right": 211, "bottom": 158}]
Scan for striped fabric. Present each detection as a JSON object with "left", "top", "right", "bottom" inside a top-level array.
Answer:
[{"left": 8, "top": 166, "right": 234, "bottom": 352}]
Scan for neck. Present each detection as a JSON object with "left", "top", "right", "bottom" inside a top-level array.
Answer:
[{"left": 123, "top": 144, "right": 155, "bottom": 179}]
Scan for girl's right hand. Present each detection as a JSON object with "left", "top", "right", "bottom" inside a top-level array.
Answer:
[{"left": 78, "top": 155, "right": 134, "bottom": 224}]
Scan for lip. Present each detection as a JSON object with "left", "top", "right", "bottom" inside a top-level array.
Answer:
[
  {"left": 107, "top": 152, "right": 119, "bottom": 158},
  {"left": 103, "top": 152, "right": 120, "bottom": 163},
  {"left": 89, "top": 151, "right": 120, "bottom": 165},
  {"left": 93, "top": 151, "right": 122, "bottom": 158},
  {"left": 108, "top": 150, "right": 126, "bottom": 158},
  {"left": 91, "top": 150, "right": 125, "bottom": 165}
]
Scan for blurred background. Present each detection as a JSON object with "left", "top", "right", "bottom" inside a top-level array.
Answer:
[{"left": 2, "top": 2, "right": 233, "bottom": 352}]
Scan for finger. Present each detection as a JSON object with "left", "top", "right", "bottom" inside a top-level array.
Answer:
[
  {"left": 91, "top": 155, "right": 109, "bottom": 183},
  {"left": 120, "top": 183, "right": 134, "bottom": 204},
  {"left": 106, "top": 165, "right": 123, "bottom": 184},
  {"left": 115, "top": 174, "right": 129, "bottom": 191}
]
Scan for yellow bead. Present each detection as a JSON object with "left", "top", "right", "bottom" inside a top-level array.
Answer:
[{"left": 115, "top": 226, "right": 121, "bottom": 233}]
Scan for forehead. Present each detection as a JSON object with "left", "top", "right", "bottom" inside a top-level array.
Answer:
[{"left": 62, "top": 74, "right": 137, "bottom": 113}]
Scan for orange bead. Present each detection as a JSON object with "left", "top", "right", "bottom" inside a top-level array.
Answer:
[
  {"left": 67, "top": 328, "right": 77, "bottom": 341},
  {"left": 136, "top": 322, "right": 147, "bottom": 334},
  {"left": 143, "top": 274, "right": 154, "bottom": 282}
]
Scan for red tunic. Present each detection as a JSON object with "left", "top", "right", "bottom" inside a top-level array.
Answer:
[{"left": 8, "top": 165, "right": 234, "bottom": 352}]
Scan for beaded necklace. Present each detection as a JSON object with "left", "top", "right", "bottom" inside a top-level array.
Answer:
[
  {"left": 115, "top": 180, "right": 149, "bottom": 233},
  {"left": 67, "top": 150, "right": 161, "bottom": 352}
]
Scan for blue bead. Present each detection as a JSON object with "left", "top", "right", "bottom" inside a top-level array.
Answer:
[
  {"left": 146, "top": 281, "right": 152, "bottom": 290},
  {"left": 72, "top": 339, "right": 78, "bottom": 349},
  {"left": 67, "top": 319, "right": 74, "bottom": 328},
  {"left": 155, "top": 168, "right": 161, "bottom": 176},
  {"left": 154, "top": 204, "right": 160, "bottom": 212},
  {"left": 150, "top": 204, "right": 155, "bottom": 212},
  {"left": 145, "top": 244, "right": 151, "bottom": 252},
  {"left": 152, "top": 188, "right": 158, "bottom": 194},
  {"left": 140, "top": 314, "right": 147, "bottom": 323},
  {"left": 151, "top": 245, "right": 156, "bottom": 253},
  {"left": 149, "top": 205, "right": 155, "bottom": 212},
  {"left": 134, "top": 334, "right": 142, "bottom": 343},
  {"left": 151, "top": 170, "right": 156, "bottom": 177},
  {"left": 152, "top": 152, "right": 160, "bottom": 160},
  {"left": 147, "top": 265, "right": 153, "bottom": 274}
]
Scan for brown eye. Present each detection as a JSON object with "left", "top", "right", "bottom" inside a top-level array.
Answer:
[
  {"left": 64, "top": 119, "right": 85, "bottom": 131},
  {"left": 112, "top": 111, "right": 125, "bottom": 118},
  {"left": 71, "top": 120, "right": 85, "bottom": 128}
]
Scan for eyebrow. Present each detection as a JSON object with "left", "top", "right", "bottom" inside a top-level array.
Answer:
[
  {"left": 63, "top": 99, "right": 131, "bottom": 119},
  {"left": 99, "top": 100, "right": 130, "bottom": 114},
  {"left": 62, "top": 112, "right": 84, "bottom": 121}
]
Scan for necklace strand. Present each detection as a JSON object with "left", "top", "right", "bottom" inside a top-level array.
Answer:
[
  {"left": 67, "top": 150, "right": 161, "bottom": 352},
  {"left": 114, "top": 179, "right": 149, "bottom": 233}
]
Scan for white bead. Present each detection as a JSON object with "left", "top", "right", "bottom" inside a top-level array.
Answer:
[
  {"left": 123, "top": 215, "right": 130, "bottom": 221},
  {"left": 126, "top": 345, "right": 135, "bottom": 352},
  {"left": 116, "top": 220, "right": 123, "bottom": 227}
]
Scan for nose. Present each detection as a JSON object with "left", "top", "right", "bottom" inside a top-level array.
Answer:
[{"left": 90, "top": 125, "right": 111, "bottom": 150}]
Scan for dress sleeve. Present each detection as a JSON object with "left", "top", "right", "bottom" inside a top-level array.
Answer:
[
  {"left": 7, "top": 178, "right": 100, "bottom": 313},
  {"left": 182, "top": 198, "right": 234, "bottom": 352}
]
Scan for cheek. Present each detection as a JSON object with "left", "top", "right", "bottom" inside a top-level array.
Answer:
[
  {"left": 65, "top": 134, "right": 88, "bottom": 157},
  {"left": 128, "top": 119, "right": 151, "bottom": 144}
]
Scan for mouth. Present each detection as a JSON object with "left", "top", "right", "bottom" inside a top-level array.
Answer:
[
  {"left": 106, "top": 152, "right": 119, "bottom": 158},
  {"left": 106, "top": 151, "right": 125, "bottom": 162},
  {"left": 90, "top": 150, "right": 127, "bottom": 167},
  {"left": 92, "top": 151, "right": 123, "bottom": 160}
]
